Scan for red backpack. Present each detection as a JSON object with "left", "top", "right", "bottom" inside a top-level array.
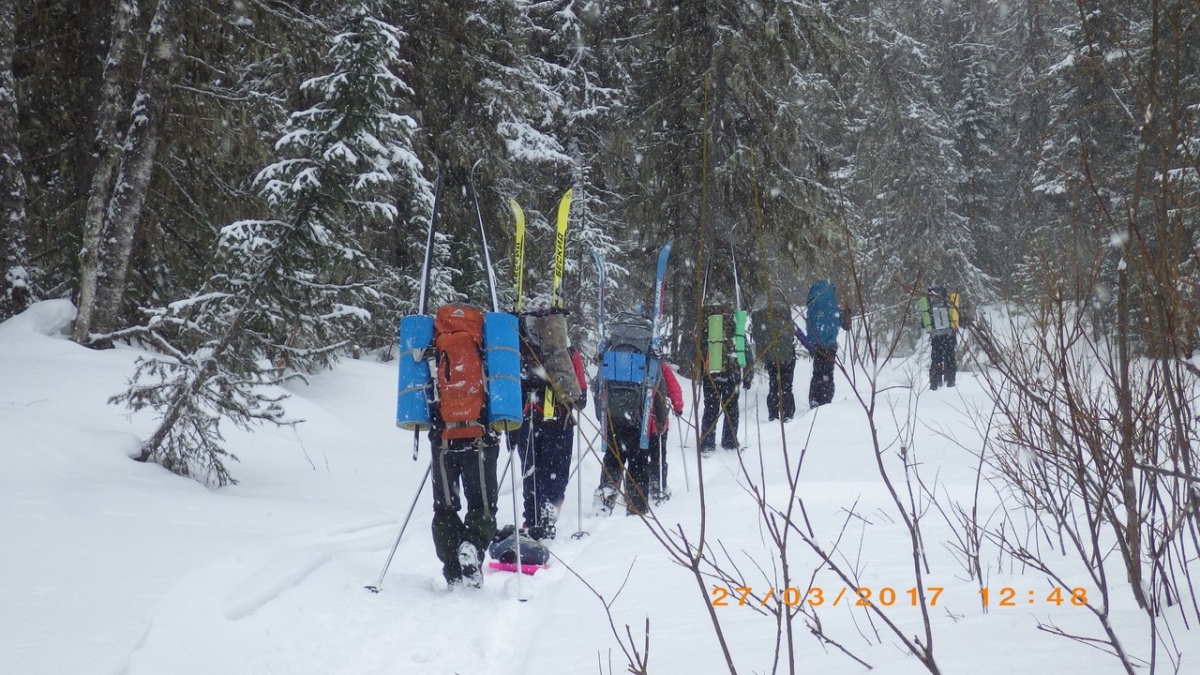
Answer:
[{"left": 433, "top": 304, "right": 487, "bottom": 440}]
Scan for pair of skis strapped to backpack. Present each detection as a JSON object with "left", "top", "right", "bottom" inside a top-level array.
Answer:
[
  {"left": 510, "top": 189, "right": 575, "bottom": 421},
  {"left": 592, "top": 243, "right": 673, "bottom": 450}
]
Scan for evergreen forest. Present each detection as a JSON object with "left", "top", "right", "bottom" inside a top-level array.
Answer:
[{"left": 2, "top": 0, "right": 1198, "bottom": 481}]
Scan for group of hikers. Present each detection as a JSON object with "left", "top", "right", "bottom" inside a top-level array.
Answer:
[{"left": 409, "top": 278, "right": 963, "bottom": 588}]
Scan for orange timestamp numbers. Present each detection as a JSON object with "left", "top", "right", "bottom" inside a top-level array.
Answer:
[
  {"left": 711, "top": 586, "right": 945, "bottom": 608},
  {"left": 980, "top": 587, "right": 1088, "bottom": 607}
]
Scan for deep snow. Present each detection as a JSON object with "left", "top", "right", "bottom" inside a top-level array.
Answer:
[{"left": 0, "top": 300, "right": 1190, "bottom": 674}]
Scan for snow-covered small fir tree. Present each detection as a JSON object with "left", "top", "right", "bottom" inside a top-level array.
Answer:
[{"left": 113, "top": 5, "right": 426, "bottom": 485}]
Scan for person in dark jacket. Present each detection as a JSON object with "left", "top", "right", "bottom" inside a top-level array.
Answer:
[
  {"left": 919, "top": 286, "right": 961, "bottom": 390},
  {"left": 699, "top": 301, "right": 753, "bottom": 454},
  {"left": 798, "top": 280, "right": 842, "bottom": 408},
  {"left": 593, "top": 361, "right": 684, "bottom": 515},
  {"left": 751, "top": 291, "right": 798, "bottom": 422},
  {"left": 514, "top": 311, "right": 589, "bottom": 540}
]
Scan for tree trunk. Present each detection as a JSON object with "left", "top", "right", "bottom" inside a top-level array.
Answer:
[
  {"left": 73, "top": 0, "right": 140, "bottom": 343},
  {"left": 0, "top": 0, "right": 28, "bottom": 319},
  {"left": 76, "top": 0, "right": 182, "bottom": 343}
]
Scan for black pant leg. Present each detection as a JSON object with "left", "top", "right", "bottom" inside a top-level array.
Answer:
[
  {"left": 621, "top": 427, "right": 651, "bottom": 514},
  {"left": 720, "top": 378, "right": 740, "bottom": 448},
  {"left": 515, "top": 422, "right": 537, "bottom": 526},
  {"left": 459, "top": 439, "right": 499, "bottom": 556},
  {"left": 810, "top": 347, "right": 836, "bottom": 406},
  {"left": 780, "top": 360, "right": 796, "bottom": 419},
  {"left": 700, "top": 375, "right": 721, "bottom": 450},
  {"left": 430, "top": 443, "right": 467, "bottom": 582},
  {"left": 945, "top": 333, "right": 957, "bottom": 384},
  {"left": 767, "top": 364, "right": 782, "bottom": 419},
  {"left": 599, "top": 425, "right": 626, "bottom": 490},
  {"left": 929, "top": 336, "right": 942, "bottom": 386},
  {"left": 534, "top": 423, "right": 573, "bottom": 518}
]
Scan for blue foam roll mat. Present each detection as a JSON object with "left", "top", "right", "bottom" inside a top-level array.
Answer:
[
  {"left": 484, "top": 312, "right": 522, "bottom": 432},
  {"left": 396, "top": 315, "right": 434, "bottom": 430}
]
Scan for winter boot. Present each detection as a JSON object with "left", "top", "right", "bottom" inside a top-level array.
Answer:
[
  {"left": 456, "top": 542, "right": 483, "bottom": 589},
  {"left": 592, "top": 486, "right": 617, "bottom": 516},
  {"left": 529, "top": 503, "right": 558, "bottom": 540}
]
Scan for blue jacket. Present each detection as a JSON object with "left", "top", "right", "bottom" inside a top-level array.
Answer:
[{"left": 804, "top": 280, "right": 841, "bottom": 349}]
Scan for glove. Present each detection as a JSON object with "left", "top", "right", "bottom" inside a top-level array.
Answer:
[
  {"left": 575, "top": 392, "right": 588, "bottom": 410},
  {"left": 742, "top": 370, "right": 753, "bottom": 390}
]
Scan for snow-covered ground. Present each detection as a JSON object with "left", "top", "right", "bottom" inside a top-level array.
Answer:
[{"left": 1, "top": 301, "right": 1190, "bottom": 674}]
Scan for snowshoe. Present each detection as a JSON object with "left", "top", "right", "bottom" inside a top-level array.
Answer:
[
  {"left": 592, "top": 486, "right": 617, "bottom": 516},
  {"left": 651, "top": 485, "right": 672, "bottom": 506},
  {"left": 456, "top": 541, "right": 483, "bottom": 589}
]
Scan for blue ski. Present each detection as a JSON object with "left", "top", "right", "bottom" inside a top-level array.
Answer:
[{"left": 639, "top": 242, "right": 673, "bottom": 450}]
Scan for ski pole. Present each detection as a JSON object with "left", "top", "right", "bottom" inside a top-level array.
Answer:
[
  {"left": 366, "top": 461, "right": 431, "bottom": 593},
  {"left": 677, "top": 415, "right": 691, "bottom": 492},
  {"left": 498, "top": 450, "right": 514, "bottom": 495},
  {"left": 573, "top": 418, "right": 588, "bottom": 538},
  {"left": 508, "top": 437, "right": 525, "bottom": 600},
  {"left": 658, "top": 428, "right": 665, "bottom": 501}
]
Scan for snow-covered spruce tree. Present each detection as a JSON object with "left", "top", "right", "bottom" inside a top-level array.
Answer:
[
  {"left": 494, "top": 0, "right": 623, "bottom": 339},
  {"left": 379, "top": 1, "right": 523, "bottom": 310},
  {"left": 611, "top": 0, "right": 850, "bottom": 356},
  {"left": 837, "top": 0, "right": 980, "bottom": 320},
  {"left": 113, "top": 6, "right": 423, "bottom": 485}
]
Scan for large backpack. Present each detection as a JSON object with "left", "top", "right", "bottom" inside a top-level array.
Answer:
[
  {"left": 703, "top": 303, "right": 745, "bottom": 374},
  {"left": 528, "top": 312, "right": 583, "bottom": 404},
  {"left": 599, "top": 312, "right": 665, "bottom": 431},
  {"left": 805, "top": 280, "right": 841, "bottom": 349},
  {"left": 433, "top": 304, "right": 487, "bottom": 440},
  {"left": 751, "top": 305, "right": 796, "bottom": 365},
  {"left": 920, "top": 287, "right": 958, "bottom": 336}
]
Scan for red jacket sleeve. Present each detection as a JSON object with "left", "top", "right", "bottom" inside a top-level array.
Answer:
[
  {"left": 662, "top": 364, "right": 684, "bottom": 414},
  {"left": 571, "top": 348, "right": 587, "bottom": 392}
]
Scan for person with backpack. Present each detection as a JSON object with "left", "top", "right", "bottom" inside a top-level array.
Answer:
[
  {"left": 423, "top": 304, "right": 502, "bottom": 589},
  {"left": 591, "top": 310, "right": 684, "bottom": 515},
  {"left": 699, "top": 300, "right": 753, "bottom": 455},
  {"left": 798, "top": 280, "right": 843, "bottom": 408},
  {"left": 751, "top": 290, "right": 798, "bottom": 422},
  {"left": 918, "top": 285, "right": 960, "bottom": 389},
  {"left": 514, "top": 309, "right": 588, "bottom": 540}
]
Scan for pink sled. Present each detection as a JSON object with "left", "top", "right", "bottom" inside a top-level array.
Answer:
[{"left": 487, "top": 561, "right": 545, "bottom": 575}]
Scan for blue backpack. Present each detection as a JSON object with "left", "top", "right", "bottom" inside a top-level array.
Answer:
[
  {"left": 805, "top": 280, "right": 841, "bottom": 349},
  {"left": 598, "top": 312, "right": 654, "bottom": 430}
]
